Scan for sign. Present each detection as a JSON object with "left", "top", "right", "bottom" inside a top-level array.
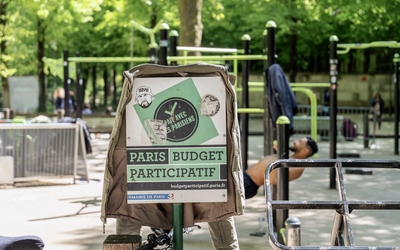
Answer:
[
  {"left": 126, "top": 77, "right": 227, "bottom": 203},
  {"left": 9, "top": 76, "right": 39, "bottom": 113}
]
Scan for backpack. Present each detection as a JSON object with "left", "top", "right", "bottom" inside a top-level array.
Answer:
[{"left": 342, "top": 118, "right": 358, "bottom": 141}]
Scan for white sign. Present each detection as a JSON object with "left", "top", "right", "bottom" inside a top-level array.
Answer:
[{"left": 126, "top": 77, "right": 227, "bottom": 203}]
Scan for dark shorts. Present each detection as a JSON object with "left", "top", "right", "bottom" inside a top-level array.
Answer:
[{"left": 243, "top": 172, "right": 259, "bottom": 199}]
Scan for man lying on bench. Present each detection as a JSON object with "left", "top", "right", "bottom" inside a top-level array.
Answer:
[{"left": 243, "top": 136, "right": 318, "bottom": 199}]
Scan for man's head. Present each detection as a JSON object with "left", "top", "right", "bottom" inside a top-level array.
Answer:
[
  {"left": 289, "top": 137, "right": 318, "bottom": 158},
  {"left": 135, "top": 86, "right": 154, "bottom": 108}
]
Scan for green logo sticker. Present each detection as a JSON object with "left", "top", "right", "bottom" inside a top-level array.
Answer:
[{"left": 154, "top": 97, "right": 199, "bottom": 142}]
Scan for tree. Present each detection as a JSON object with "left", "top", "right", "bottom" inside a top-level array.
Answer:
[
  {"left": 178, "top": 0, "right": 203, "bottom": 56},
  {"left": 2, "top": 0, "right": 102, "bottom": 112}
]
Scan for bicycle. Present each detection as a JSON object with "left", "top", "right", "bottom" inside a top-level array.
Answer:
[{"left": 137, "top": 225, "right": 201, "bottom": 250}]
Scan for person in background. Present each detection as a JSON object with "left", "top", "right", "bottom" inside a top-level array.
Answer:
[
  {"left": 82, "top": 103, "right": 93, "bottom": 115},
  {"left": 370, "top": 92, "right": 384, "bottom": 129},
  {"left": 69, "top": 90, "right": 77, "bottom": 113},
  {"left": 53, "top": 87, "right": 75, "bottom": 115},
  {"left": 53, "top": 87, "right": 65, "bottom": 115},
  {"left": 105, "top": 106, "right": 114, "bottom": 115}
]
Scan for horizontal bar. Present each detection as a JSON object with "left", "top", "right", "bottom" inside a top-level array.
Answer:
[
  {"left": 338, "top": 41, "right": 400, "bottom": 49},
  {"left": 168, "top": 55, "right": 267, "bottom": 61},
  {"left": 243, "top": 82, "right": 331, "bottom": 88},
  {"left": 268, "top": 159, "right": 400, "bottom": 170},
  {"left": 270, "top": 200, "right": 400, "bottom": 210},
  {"left": 337, "top": 41, "right": 400, "bottom": 54},
  {"left": 69, "top": 57, "right": 150, "bottom": 63},
  {"left": 177, "top": 46, "right": 244, "bottom": 54},
  {"left": 237, "top": 108, "right": 264, "bottom": 114}
]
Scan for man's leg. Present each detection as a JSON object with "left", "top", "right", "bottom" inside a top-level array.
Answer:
[
  {"left": 116, "top": 218, "right": 143, "bottom": 235},
  {"left": 208, "top": 216, "right": 239, "bottom": 250}
]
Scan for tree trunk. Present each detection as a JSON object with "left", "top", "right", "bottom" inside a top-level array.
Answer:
[
  {"left": 0, "top": 0, "right": 10, "bottom": 108},
  {"left": 37, "top": 17, "right": 46, "bottom": 112},
  {"left": 289, "top": 31, "right": 297, "bottom": 83},
  {"left": 178, "top": 0, "right": 203, "bottom": 56}
]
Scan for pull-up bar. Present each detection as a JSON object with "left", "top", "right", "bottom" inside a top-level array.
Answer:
[
  {"left": 130, "top": 19, "right": 164, "bottom": 47},
  {"left": 337, "top": 41, "right": 400, "bottom": 54},
  {"left": 177, "top": 46, "right": 244, "bottom": 54}
]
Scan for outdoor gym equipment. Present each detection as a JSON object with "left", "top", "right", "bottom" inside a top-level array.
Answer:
[
  {"left": 334, "top": 40, "right": 400, "bottom": 155},
  {"left": 265, "top": 159, "right": 400, "bottom": 249}
]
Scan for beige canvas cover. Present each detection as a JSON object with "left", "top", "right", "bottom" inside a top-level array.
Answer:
[{"left": 100, "top": 63, "right": 244, "bottom": 229}]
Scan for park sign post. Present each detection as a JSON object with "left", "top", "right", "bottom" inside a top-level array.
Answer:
[{"left": 126, "top": 76, "right": 227, "bottom": 204}]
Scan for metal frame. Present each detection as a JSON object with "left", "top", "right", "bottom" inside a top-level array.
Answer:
[
  {"left": 0, "top": 122, "right": 88, "bottom": 183},
  {"left": 265, "top": 159, "right": 400, "bottom": 250}
]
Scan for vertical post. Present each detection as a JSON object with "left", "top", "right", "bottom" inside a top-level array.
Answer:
[
  {"left": 173, "top": 203, "right": 183, "bottom": 250},
  {"left": 63, "top": 49, "right": 70, "bottom": 117},
  {"left": 329, "top": 35, "right": 339, "bottom": 189},
  {"left": 285, "top": 217, "right": 301, "bottom": 246},
  {"left": 276, "top": 116, "right": 290, "bottom": 245},
  {"left": 76, "top": 52, "right": 82, "bottom": 119},
  {"left": 394, "top": 53, "right": 400, "bottom": 154},
  {"left": 169, "top": 30, "right": 179, "bottom": 66},
  {"left": 169, "top": 28, "right": 181, "bottom": 247},
  {"left": 92, "top": 53, "right": 98, "bottom": 109},
  {"left": 159, "top": 23, "right": 169, "bottom": 66},
  {"left": 363, "top": 112, "right": 369, "bottom": 148},
  {"left": 264, "top": 21, "right": 277, "bottom": 157},
  {"left": 264, "top": 20, "right": 277, "bottom": 231},
  {"left": 241, "top": 34, "right": 251, "bottom": 170},
  {"left": 149, "top": 43, "right": 158, "bottom": 64}
]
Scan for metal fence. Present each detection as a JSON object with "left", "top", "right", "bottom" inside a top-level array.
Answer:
[
  {"left": 247, "top": 104, "right": 393, "bottom": 150},
  {"left": 0, "top": 122, "right": 88, "bottom": 182},
  {"left": 295, "top": 105, "right": 376, "bottom": 143}
]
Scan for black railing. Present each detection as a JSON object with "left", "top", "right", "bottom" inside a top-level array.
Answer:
[{"left": 265, "top": 159, "right": 400, "bottom": 250}]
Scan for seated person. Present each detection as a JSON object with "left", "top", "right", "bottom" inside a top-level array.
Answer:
[
  {"left": 82, "top": 103, "right": 93, "bottom": 115},
  {"left": 244, "top": 136, "right": 318, "bottom": 199}
]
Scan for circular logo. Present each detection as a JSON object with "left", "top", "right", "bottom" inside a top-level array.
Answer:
[{"left": 154, "top": 97, "right": 199, "bottom": 142}]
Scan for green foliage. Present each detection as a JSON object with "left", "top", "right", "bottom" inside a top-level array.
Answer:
[{"left": 3, "top": 0, "right": 400, "bottom": 81}]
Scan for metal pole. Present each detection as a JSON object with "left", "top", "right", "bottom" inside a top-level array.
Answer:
[
  {"left": 276, "top": 115, "right": 290, "bottom": 245},
  {"left": 162, "top": 23, "right": 183, "bottom": 249},
  {"left": 159, "top": 23, "right": 169, "bottom": 66},
  {"left": 75, "top": 52, "right": 82, "bottom": 119},
  {"left": 363, "top": 112, "right": 369, "bottom": 148},
  {"left": 264, "top": 21, "right": 276, "bottom": 157},
  {"left": 394, "top": 53, "right": 400, "bottom": 154},
  {"left": 173, "top": 203, "right": 183, "bottom": 250},
  {"left": 329, "top": 35, "right": 338, "bottom": 189},
  {"left": 285, "top": 217, "right": 301, "bottom": 246},
  {"left": 169, "top": 30, "right": 179, "bottom": 66},
  {"left": 241, "top": 34, "right": 251, "bottom": 170},
  {"left": 264, "top": 20, "right": 277, "bottom": 231},
  {"left": 63, "top": 49, "right": 70, "bottom": 117},
  {"left": 149, "top": 43, "right": 158, "bottom": 64}
]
